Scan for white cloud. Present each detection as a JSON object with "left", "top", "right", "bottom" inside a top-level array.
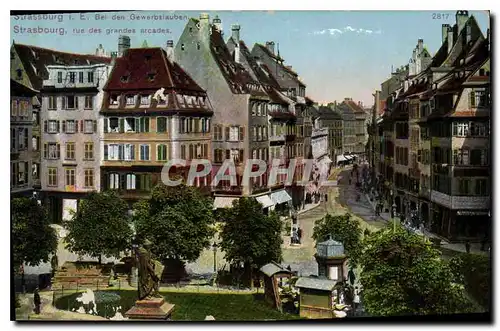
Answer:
[{"left": 312, "top": 26, "right": 382, "bottom": 36}]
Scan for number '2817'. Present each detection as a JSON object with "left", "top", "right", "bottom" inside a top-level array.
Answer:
[{"left": 432, "top": 13, "right": 450, "bottom": 19}]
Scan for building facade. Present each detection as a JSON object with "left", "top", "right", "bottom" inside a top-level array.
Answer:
[
  {"left": 100, "top": 45, "right": 214, "bottom": 204},
  {"left": 11, "top": 80, "right": 39, "bottom": 197},
  {"left": 336, "top": 100, "right": 357, "bottom": 156}
]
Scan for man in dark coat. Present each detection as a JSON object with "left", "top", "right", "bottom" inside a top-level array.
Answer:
[{"left": 33, "top": 287, "right": 41, "bottom": 314}]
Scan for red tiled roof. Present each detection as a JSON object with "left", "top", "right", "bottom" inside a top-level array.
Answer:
[
  {"left": 344, "top": 100, "right": 364, "bottom": 113},
  {"left": 445, "top": 111, "right": 489, "bottom": 118},
  {"left": 11, "top": 79, "right": 38, "bottom": 96},
  {"left": 104, "top": 47, "right": 204, "bottom": 93},
  {"left": 210, "top": 27, "right": 257, "bottom": 94},
  {"left": 12, "top": 43, "right": 111, "bottom": 90}
]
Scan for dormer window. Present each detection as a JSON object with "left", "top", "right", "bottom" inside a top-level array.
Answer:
[
  {"left": 147, "top": 72, "right": 156, "bottom": 81},
  {"left": 126, "top": 95, "right": 136, "bottom": 106},
  {"left": 176, "top": 94, "right": 185, "bottom": 106},
  {"left": 16, "top": 69, "right": 23, "bottom": 79},
  {"left": 121, "top": 75, "right": 129, "bottom": 83},
  {"left": 140, "top": 95, "right": 151, "bottom": 106},
  {"left": 197, "top": 42, "right": 200, "bottom": 50},
  {"left": 198, "top": 96, "right": 205, "bottom": 107},
  {"left": 181, "top": 44, "right": 185, "bottom": 51},
  {"left": 110, "top": 95, "right": 119, "bottom": 105}
]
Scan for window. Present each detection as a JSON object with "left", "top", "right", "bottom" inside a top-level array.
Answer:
[
  {"left": 44, "top": 143, "right": 60, "bottom": 159},
  {"left": 84, "top": 96, "right": 93, "bottom": 109},
  {"left": 453, "top": 149, "right": 469, "bottom": 165},
  {"left": 17, "top": 162, "right": 27, "bottom": 185},
  {"left": 82, "top": 169, "right": 94, "bottom": 188},
  {"left": 63, "top": 96, "right": 78, "bottom": 110},
  {"left": 180, "top": 145, "right": 186, "bottom": 159},
  {"left": 11, "top": 99, "right": 18, "bottom": 117},
  {"left": 32, "top": 136, "right": 39, "bottom": 151},
  {"left": 48, "top": 96, "right": 57, "bottom": 110},
  {"left": 230, "top": 149, "right": 240, "bottom": 163},
  {"left": 107, "top": 118, "right": 119, "bottom": 133},
  {"left": 107, "top": 144, "right": 120, "bottom": 161},
  {"left": 458, "top": 179, "right": 470, "bottom": 195},
  {"left": 126, "top": 174, "right": 136, "bottom": 190},
  {"left": 138, "top": 174, "right": 152, "bottom": 191},
  {"left": 57, "top": 72, "right": 63, "bottom": 83},
  {"left": 470, "top": 90, "right": 489, "bottom": 108},
  {"left": 65, "top": 142, "right": 75, "bottom": 160},
  {"left": 140, "top": 95, "right": 150, "bottom": 106},
  {"left": 126, "top": 95, "right": 135, "bottom": 106},
  {"left": 124, "top": 144, "right": 135, "bottom": 161},
  {"left": 213, "top": 125, "right": 223, "bottom": 141},
  {"left": 32, "top": 163, "right": 39, "bottom": 180},
  {"left": 157, "top": 144, "right": 168, "bottom": 161},
  {"left": 84, "top": 120, "right": 95, "bottom": 133},
  {"left": 157, "top": 117, "right": 168, "bottom": 133},
  {"left": 65, "top": 120, "right": 77, "bottom": 133},
  {"left": 475, "top": 179, "right": 487, "bottom": 196},
  {"left": 78, "top": 72, "right": 84, "bottom": 83},
  {"left": 84, "top": 142, "right": 94, "bottom": 160},
  {"left": 136, "top": 118, "right": 150, "bottom": 133},
  {"left": 109, "top": 173, "right": 120, "bottom": 189},
  {"left": 452, "top": 122, "right": 469, "bottom": 137},
  {"left": 65, "top": 168, "right": 76, "bottom": 186},
  {"left": 87, "top": 71, "right": 94, "bottom": 83},
  {"left": 181, "top": 44, "right": 185, "bottom": 51},
  {"left": 48, "top": 168, "right": 58, "bottom": 187},
  {"left": 110, "top": 95, "right": 119, "bottom": 106},
  {"left": 69, "top": 72, "right": 76, "bottom": 83},
  {"left": 124, "top": 117, "right": 136, "bottom": 132},
  {"left": 228, "top": 126, "right": 239, "bottom": 141},
  {"left": 140, "top": 145, "right": 150, "bottom": 161},
  {"left": 18, "top": 128, "right": 28, "bottom": 150}
]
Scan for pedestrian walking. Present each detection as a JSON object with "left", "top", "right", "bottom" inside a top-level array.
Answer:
[
  {"left": 465, "top": 241, "right": 471, "bottom": 254},
  {"left": 297, "top": 228, "right": 303, "bottom": 244},
  {"left": 33, "top": 287, "right": 41, "bottom": 314},
  {"left": 325, "top": 193, "right": 328, "bottom": 202},
  {"left": 353, "top": 287, "right": 360, "bottom": 310}
]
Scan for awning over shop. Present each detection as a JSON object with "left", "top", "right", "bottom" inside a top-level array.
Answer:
[
  {"left": 344, "top": 155, "right": 353, "bottom": 160},
  {"left": 256, "top": 195, "right": 275, "bottom": 209},
  {"left": 322, "top": 156, "right": 333, "bottom": 164},
  {"left": 270, "top": 190, "right": 292, "bottom": 205},
  {"left": 213, "top": 197, "right": 238, "bottom": 209},
  {"left": 336, "top": 155, "right": 348, "bottom": 162}
]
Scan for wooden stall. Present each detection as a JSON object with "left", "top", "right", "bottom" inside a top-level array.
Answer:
[
  {"left": 260, "top": 262, "right": 294, "bottom": 312},
  {"left": 295, "top": 277, "right": 339, "bottom": 319}
]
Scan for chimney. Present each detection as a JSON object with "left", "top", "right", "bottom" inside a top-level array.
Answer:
[
  {"left": 447, "top": 28, "right": 454, "bottom": 54},
  {"left": 231, "top": 24, "right": 240, "bottom": 42},
  {"left": 118, "top": 35, "right": 131, "bottom": 57},
  {"left": 199, "top": 13, "right": 210, "bottom": 21},
  {"left": 456, "top": 10, "right": 469, "bottom": 33},
  {"left": 110, "top": 51, "right": 118, "bottom": 65},
  {"left": 286, "top": 65, "right": 293, "bottom": 70},
  {"left": 265, "top": 41, "right": 275, "bottom": 55},
  {"left": 213, "top": 15, "right": 222, "bottom": 33},
  {"left": 442, "top": 24, "right": 451, "bottom": 43},
  {"left": 166, "top": 40, "right": 174, "bottom": 62},
  {"left": 417, "top": 39, "right": 423, "bottom": 52}
]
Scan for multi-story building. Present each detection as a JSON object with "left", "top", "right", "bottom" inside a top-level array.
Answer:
[
  {"left": 10, "top": 42, "right": 111, "bottom": 222},
  {"left": 311, "top": 105, "right": 341, "bottom": 168},
  {"left": 336, "top": 99, "right": 357, "bottom": 156},
  {"left": 100, "top": 44, "right": 214, "bottom": 204},
  {"left": 41, "top": 63, "right": 111, "bottom": 221},
  {"left": 252, "top": 40, "right": 312, "bottom": 210},
  {"left": 378, "top": 11, "right": 490, "bottom": 242},
  {"left": 11, "top": 79, "right": 39, "bottom": 197},
  {"left": 175, "top": 14, "right": 294, "bottom": 212}
]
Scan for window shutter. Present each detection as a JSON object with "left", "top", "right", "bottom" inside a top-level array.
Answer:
[
  {"left": 131, "top": 145, "right": 135, "bottom": 160},
  {"left": 62, "top": 120, "right": 66, "bottom": 133},
  {"left": 239, "top": 126, "right": 245, "bottom": 141},
  {"left": 119, "top": 118, "right": 125, "bottom": 133},
  {"left": 189, "top": 144, "right": 194, "bottom": 160},
  {"left": 75, "top": 120, "right": 79, "bottom": 133},
  {"left": 43, "top": 120, "right": 48, "bottom": 133},
  {"left": 79, "top": 120, "right": 83, "bottom": 132},
  {"left": 93, "top": 120, "right": 97, "bottom": 133},
  {"left": 43, "top": 143, "right": 48, "bottom": 158},
  {"left": 56, "top": 143, "right": 60, "bottom": 159},
  {"left": 239, "top": 149, "right": 244, "bottom": 163},
  {"left": 225, "top": 126, "right": 230, "bottom": 141},
  {"left": 470, "top": 91, "right": 476, "bottom": 108},
  {"left": 136, "top": 174, "right": 142, "bottom": 191},
  {"left": 75, "top": 96, "right": 79, "bottom": 109},
  {"left": 145, "top": 118, "right": 150, "bottom": 132},
  {"left": 119, "top": 145, "right": 124, "bottom": 160},
  {"left": 120, "top": 174, "right": 126, "bottom": 189},
  {"left": 104, "top": 145, "right": 108, "bottom": 160},
  {"left": 207, "top": 119, "right": 211, "bottom": 132},
  {"left": 62, "top": 96, "right": 66, "bottom": 110},
  {"left": 204, "top": 144, "right": 208, "bottom": 158},
  {"left": 226, "top": 149, "right": 230, "bottom": 160},
  {"left": 57, "top": 121, "right": 60, "bottom": 133}
]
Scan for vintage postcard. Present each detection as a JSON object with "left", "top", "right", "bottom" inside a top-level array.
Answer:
[{"left": 11, "top": 9, "right": 491, "bottom": 322}]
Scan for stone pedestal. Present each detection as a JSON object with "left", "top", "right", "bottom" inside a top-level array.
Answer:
[{"left": 124, "top": 297, "right": 175, "bottom": 321}]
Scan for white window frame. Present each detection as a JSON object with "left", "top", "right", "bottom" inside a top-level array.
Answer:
[
  {"left": 125, "top": 117, "right": 136, "bottom": 133},
  {"left": 48, "top": 96, "right": 57, "bottom": 110},
  {"left": 108, "top": 117, "right": 119, "bottom": 133},
  {"left": 124, "top": 144, "right": 135, "bottom": 161},
  {"left": 48, "top": 120, "right": 58, "bottom": 133},
  {"left": 126, "top": 95, "right": 136, "bottom": 106},
  {"left": 84, "top": 95, "right": 93, "bottom": 109},
  {"left": 109, "top": 173, "right": 120, "bottom": 189},
  {"left": 66, "top": 120, "right": 76, "bottom": 134},
  {"left": 126, "top": 174, "right": 136, "bottom": 190},
  {"left": 140, "top": 144, "right": 150, "bottom": 161},
  {"left": 66, "top": 96, "right": 77, "bottom": 109},
  {"left": 84, "top": 120, "right": 94, "bottom": 134},
  {"left": 108, "top": 144, "right": 120, "bottom": 161},
  {"left": 229, "top": 126, "right": 239, "bottom": 142},
  {"left": 140, "top": 95, "right": 151, "bottom": 106}
]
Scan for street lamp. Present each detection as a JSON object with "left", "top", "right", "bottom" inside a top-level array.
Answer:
[
  {"left": 392, "top": 203, "right": 397, "bottom": 233},
  {"left": 212, "top": 242, "right": 218, "bottom": 273}
]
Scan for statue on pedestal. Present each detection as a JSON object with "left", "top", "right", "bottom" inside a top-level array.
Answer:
[{"left": 137, "top": 239, "right": 163, "bottom": 300}]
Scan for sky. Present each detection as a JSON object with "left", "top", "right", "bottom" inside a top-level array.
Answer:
[{"left": 10, "top": 10, "right": 490, "bottom": 106}]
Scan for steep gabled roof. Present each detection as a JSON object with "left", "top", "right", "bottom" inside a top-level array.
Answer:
[
  {"left": 210, "top": 27, "right": 257, "bottom": 94},
  {"left": 253, "top": 43, "right": 305, "bottom": 87},
  {"left": 11, "top": 79, "right": 39, "bottom": 96},
  {"left": 104, "top": 47, "right": 204, "bottom": 93},
  {"left": 12, "top": 43, "right": 111, "bottom": 90}
]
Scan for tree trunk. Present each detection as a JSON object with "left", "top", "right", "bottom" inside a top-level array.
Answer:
[{"left": 98, "top": 255, "right": 102, "bottom": 265}]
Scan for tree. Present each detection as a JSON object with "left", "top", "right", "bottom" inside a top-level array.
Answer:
[
  {"left": 359, "top": 225, "right": 476, "bottom": 316},
  {"left": 133, "top": 183, "right": 215, "bottom": 263},
  {"left": 12, "top": 197, "right": 57, "bottom": 269},
  {"left": 312, "top": 213, "right": 362, "bottom": 266},
  {"left": 64, "top": 191, "right": 132, "bottom": 264},
  {"left": 219, "top": 197, "right": 283, "bottom": 286}
]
